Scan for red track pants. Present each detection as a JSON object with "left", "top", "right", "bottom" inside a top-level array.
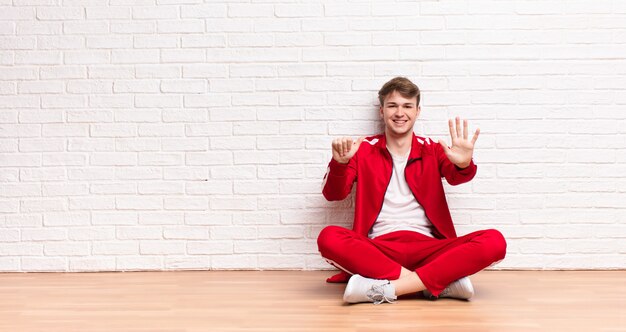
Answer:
[{"left": 317, "top": 226, "right": 507, "bottom": 296}]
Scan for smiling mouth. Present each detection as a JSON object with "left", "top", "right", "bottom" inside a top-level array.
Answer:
[{"left": 393, "top": 120, "right": 408, "bottom": 125}]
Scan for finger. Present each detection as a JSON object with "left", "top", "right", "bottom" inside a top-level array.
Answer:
[
  {"left": 463, "top": 119, "right": 468, "bottom": 140},
  {"left": 448, "top": 118, "right": 455, "bottom": 140},
  {"left": 344, "top": 138, "right": 352, "bottom": 156},
  {"left": 471, "top": 128, "right": 480, "bottom": 145},
  {"left": 336, "top": 138, "right": 344, "bottom": 157},
  {"left": 332, "top": 139, "right": 340, "bottom": 155},
  {"left": 455, "top": 116, "right": 462, "bottom": 139}
]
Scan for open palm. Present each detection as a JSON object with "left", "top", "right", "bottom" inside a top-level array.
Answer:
[{"left": 437, "top": 117, "right": 480, "bottom": 168}]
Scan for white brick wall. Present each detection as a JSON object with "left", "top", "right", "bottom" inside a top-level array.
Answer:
[{"left": 1, "top": 1, "right": 625, "bottom": 272}]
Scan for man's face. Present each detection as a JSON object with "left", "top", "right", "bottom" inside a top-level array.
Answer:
[{"left": 379, "top": 90, "right": 420, "bottom": 138}]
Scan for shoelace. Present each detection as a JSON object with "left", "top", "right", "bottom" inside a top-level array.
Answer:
[{"left": 366, "top": 283, "right": 395, "bottom": 305}]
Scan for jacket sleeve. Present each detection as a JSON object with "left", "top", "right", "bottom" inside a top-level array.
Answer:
[
  {"left": 321, "top": 155, "right": 358, "bottom": 201},
  {"left": 434, "top": 141, "right": 477, "bottom": 186}
]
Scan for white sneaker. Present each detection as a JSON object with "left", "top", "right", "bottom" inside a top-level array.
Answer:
[
  {"left": 343, "top": 274, "right": 397, "bottom": 304},
  {"left": 423, "top": 276, "right": 474, "bottom": 300}
]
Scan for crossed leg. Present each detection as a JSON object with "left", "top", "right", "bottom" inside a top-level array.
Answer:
[{"left": 317, "top": 226, "right": 507, "bottom": 297}]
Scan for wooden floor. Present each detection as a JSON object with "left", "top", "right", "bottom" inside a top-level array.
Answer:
[{"left": 0, "top": 271, "right": 624, "bottom": 331}]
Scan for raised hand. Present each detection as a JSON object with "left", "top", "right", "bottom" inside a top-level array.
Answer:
[
  {"left": 332, "top": 136, "right": 365, "bottom": 164},
  {"left": 437, "top": 117, "right": 480, "bottom": 168}
]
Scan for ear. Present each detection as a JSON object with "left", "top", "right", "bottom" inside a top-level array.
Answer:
[
  {"left": 416, "top": 105, "right": 421, "bottom": 118},
  {"left": 379, "top": 106, "right": 384, "bottom": 119}
]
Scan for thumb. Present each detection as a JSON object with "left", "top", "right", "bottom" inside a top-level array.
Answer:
[
  {"left": 354, "top": 136, "right": 365, "bottom": 148},
  {"left": 348, "top": 136, "right": 365, "bottom": 156},
  {"left": 438, "top": 139, "right": 451, "bottom": 155}
]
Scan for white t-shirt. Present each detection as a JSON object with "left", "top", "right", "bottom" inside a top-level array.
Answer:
[{"left": 368, "top": 148, "right": 434, "bottom": 239}]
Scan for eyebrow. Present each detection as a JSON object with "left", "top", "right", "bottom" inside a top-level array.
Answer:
[{"left": 386, "top": 102, "right": 415, "bottom": 106}]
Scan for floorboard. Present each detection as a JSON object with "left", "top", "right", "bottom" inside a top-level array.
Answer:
[{"left": 0, "top": 270, "right": 624, "bottom": 331}]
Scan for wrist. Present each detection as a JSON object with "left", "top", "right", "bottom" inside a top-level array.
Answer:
[
  {"left": 455, "top": 161, "right": 471, "bottom": 169},
  {"left": 332, "top": 157, "right": 350, "bottom": 165}
]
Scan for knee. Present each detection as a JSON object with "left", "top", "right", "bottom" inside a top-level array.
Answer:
[
  {"left": 481, "top": 229, "right": 507, "bottom": 263},
  {"left": 473, "top": 229, "right": 506, "bottom": 266},
  {"left": 317, "top": 225, "right": 348, "bottom": 257}
]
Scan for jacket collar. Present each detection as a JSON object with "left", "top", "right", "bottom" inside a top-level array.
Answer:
[{"left": 373, "top": 132, "right": 426, "bottom": 161}]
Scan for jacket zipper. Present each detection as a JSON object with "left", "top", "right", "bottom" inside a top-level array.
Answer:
[{"left": 371, "top": 151, "right": 394, "bottom": 234}]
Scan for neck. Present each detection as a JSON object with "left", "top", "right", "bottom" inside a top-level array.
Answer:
[{"left": 385, "top": 131, "right": 412, "bottom": 156}]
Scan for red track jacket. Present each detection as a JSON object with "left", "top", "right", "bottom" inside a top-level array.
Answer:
[{"left": 321, "top": 133, "right": 478, "bottom": 282}]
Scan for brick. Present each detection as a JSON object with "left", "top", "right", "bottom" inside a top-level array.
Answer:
[
  {"left": 208, "top": 133, "right": 257, "bottom": 149},
  {"left": 133, "top": 6, "right": 178, "bottom": 19},
  {"left": 64, "top": 50, "right": 109, "bottom": 64},
  {"left": 281, "top": 210, "right": 325, "bottom": 224},
  {"left": 277, "top": 64, "right": 324, "bottom": 77},
  {"left": 211, "top": 226, "right": 256, "bottom": 240},
  {"left": 21, "top": 257, "right": 66, "bottom": 271},
  {"left": 115, "top": 197, "right": 162, "bottom": 210},
  {"left": 136, "top": 64, "right": 181, "bottom": 78},
  {"left": 206, "top": 19, "right": 252, "bottom": 33},
  {"left": 64, "top": 21, "right": 109, "bottom": 34},
  {"left": 86, "top": 36, "right": 132, "bottom": 49},
  {"left": 36, "top": 7, "right": 83, "bottom": 20},
  {"left": 116, "top": 227, "right": 162, "bottom": 240},
  {"left": 140, "top": 240, "right": 185, "bottom": 255},
  {"left": 187, "top": 241, "right": 232, "bottom": 255},
  {"left": 228, "top": 4, "right": 274, "bottom": 17},
  {"left": 67, "top": 167, "right": 115, "bottom": 181},
  {"left": 91, "top": 211, "right": 138, "bottom": 225},
  {"left": 122, "top": 158, "right": 172, "bottom": 174},
  {"left": 185, "top": 212, "right": 232, "bottom": 226},
  {"left": 234, "top": 240, "right": 279, "bottom": 254},
  {"left": 234, "top": 180, "right": 279, "bottom": 194},
  {"left": 182, "top": 35, "right": 225, "bottom": 48},
  {"left": 258, "top": 196, "right": 306, "bottom": 210},
  {"left": 134, "top": 35, "right": 177, "bottom": 48},
  {"left": 44, "top": 242, "right": 89, "bottom": 256},
  {"left": 209, "top": 197, "right": 256, "bottom": 211},
  {"left": 157, "top": 20, "right": 204, "bottom": 33},
  {"left": 161, "top": 49, "right": 205, "bottom": 63},
  {"left": 69, "top": 196, "right": 115, "bottom": 210},
  {"left": 180, "top": 4, "right": 227, "bottom": 18},
  {"left": 185, "top": 180, "right": 233, "bottom": 195},
  {"left": 135, "top": 95, "right": 181, "bottom": 108},
  {"left": 116, "top": 256, "right": 162, "bottom": 270},
  {"left": 0, "top": 258, "right": 19, "bottom": 271},
  {"left": 68, "top": 227, "right": 115, "bottom": 241},
  {"left": 0, "top": 7, "right": 35, "bottom": 20},
  {"left": 186, "top": 151, "right": 233, "bottom": 166},
  {"left": 111, "top": 49, "right": 159, "bottom": 64},
  {"left": 211, "top": 255, "right": 257, "bottom": 269},
  {"left": 275, "top": 33, "right": 322, "bottom": 47},
  {"left": 235, "top": 212, "right": 279, "bottom": 225},
  {"left": 110, "top": 21, "right": 156, "bottom": 34},
  {"left": 211, "top": 166, "right": 256, "bottom": 179},
  {"left": 164, "top": 257, "right": 209, "bottom": 270},
  {"left": 70, "top": 258, "right": 115, "bottom": 272}
]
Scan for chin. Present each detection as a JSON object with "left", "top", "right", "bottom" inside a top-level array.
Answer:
[{"left": 386, "top": 127, "right": 412, "bottom": 137}]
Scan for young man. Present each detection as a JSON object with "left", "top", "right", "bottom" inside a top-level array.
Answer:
[{"left": 317, "top": 77, "right": 506, "bottom": 304}]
